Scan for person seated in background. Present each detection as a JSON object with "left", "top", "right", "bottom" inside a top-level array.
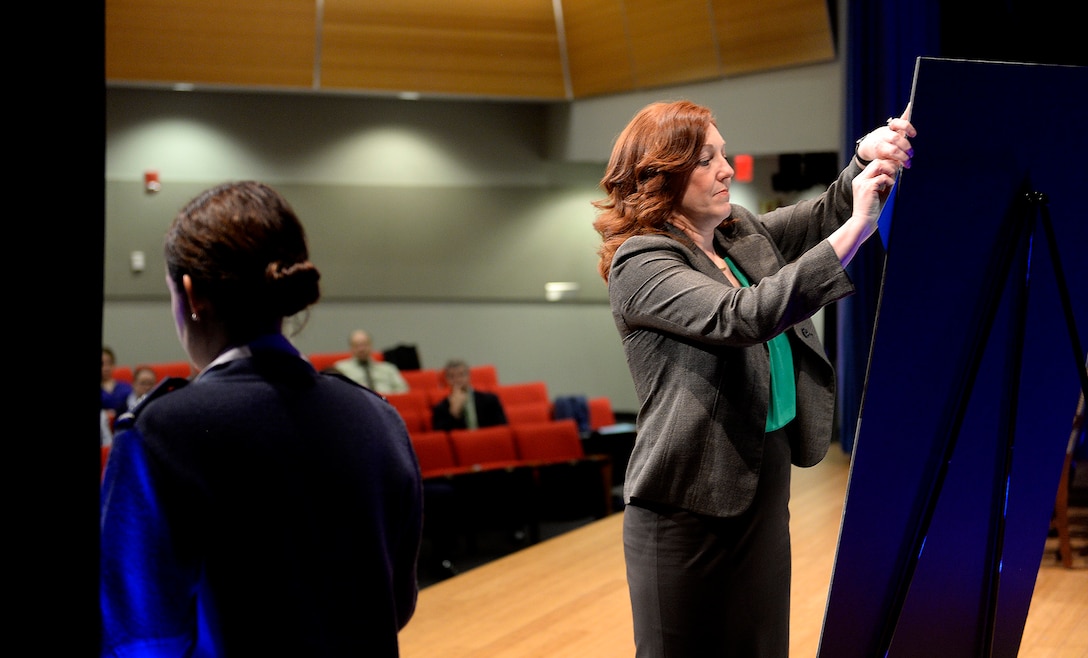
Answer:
[
  {"left": 101, "top": 346, "right": 133, "bottom": 418},
  {"left": 105, "top": 366, "right": 159, "bottom": 445},
  {"left": 124, "top": 366, "right": 158, "bottom": 413},
  {"left": 432, "top": 359, "right": 508, "bottom": 431},
  {"left": 100, "top": 409, "right": 114, "bottom": 448},
  {"left": 333, "top": 329, "right": 409, "bottom": 394}
]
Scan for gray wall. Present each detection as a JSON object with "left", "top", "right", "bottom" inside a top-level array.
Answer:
[{"left": 104, "top": 61, "right": 843, "bottom": 413}]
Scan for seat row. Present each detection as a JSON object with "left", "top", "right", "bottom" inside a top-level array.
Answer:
[
  {"left": 111, "top": 351, "right": 391, "bottom": 385},
  {"left": 112, "top": 356, "right": 619, "bottom": 436},
  {"left": 310, "top": 354, "right": 501, "bottom": 393},
  {"left": 387, "top": 381, "right": 616, "bottom": 435},
  {"left": 111, "top": 360, "right": 194, "bottom": 384},
  {"left": 410, "top": 419, "right": 613, "bottom": 520},
  {"left": 111, "top": 353, "right": 497, "bottom": 392}
]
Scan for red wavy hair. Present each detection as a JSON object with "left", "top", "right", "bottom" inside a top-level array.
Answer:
[{"left": 592, "top": 100, "right": 716, "bottom": 282}]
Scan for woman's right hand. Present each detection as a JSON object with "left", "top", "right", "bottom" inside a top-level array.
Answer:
[
  {"left": 829, "top": 158, "right": 902, "bottom": 266},
  {"left": 854, "top": 158, "right": 901, "bottom": 233}
]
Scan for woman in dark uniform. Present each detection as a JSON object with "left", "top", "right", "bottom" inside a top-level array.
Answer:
[{"left": 101, "top": 181, "right": 423, "bottom": 657}]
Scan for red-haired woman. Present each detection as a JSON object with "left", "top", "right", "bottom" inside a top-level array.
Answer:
[{"left": 595, "top": 100, "right": 914, "bottom": 657}]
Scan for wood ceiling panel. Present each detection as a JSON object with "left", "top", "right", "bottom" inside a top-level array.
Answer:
[
  {"left": 712, "top": 0, "right": 835, "bottom": 76},
  {"left": 563, "top": 0, "right": 636, "bottom": 98},
  {"left": 104, "top": 0, "right": 839, "bottom": 99},
  {"left": 105, "top": 0, "right": 316, "bottom": 88},
  {"left": 321, "top": 0, "right": 566, "bottom": 99},
  {"left": 623, "top": 0, "right": 721, "bottom": 90}
]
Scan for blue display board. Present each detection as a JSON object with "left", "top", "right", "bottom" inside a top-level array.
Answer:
[{"left": 820, "top": 58, "right": 1088, "bottom": 658}]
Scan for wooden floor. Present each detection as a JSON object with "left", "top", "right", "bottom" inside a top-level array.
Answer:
[{"left": 398, "top": 448, "right": 1088, "bottom": 657}]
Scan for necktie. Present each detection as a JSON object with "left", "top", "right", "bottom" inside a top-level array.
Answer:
[
  {"left": 464, "top": 391, "right": 478, "bottom": 430},
  {"left": 363, "top": 360, "right": 373, "bottom": 389}
]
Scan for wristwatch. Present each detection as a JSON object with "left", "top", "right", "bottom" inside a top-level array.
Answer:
[{"left": 854, "top": 136, "right": 871, "bottom": 166}]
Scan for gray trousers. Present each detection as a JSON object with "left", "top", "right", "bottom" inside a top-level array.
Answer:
[{"left": 623, "top": 429, "right": 793, "bottom": 658}]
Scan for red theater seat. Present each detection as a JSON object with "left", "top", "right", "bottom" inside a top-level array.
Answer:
[
  {"left": 385, "top": 391, "right": 433, "bottom": 432},
  {"left": 409, "top": 430, "right": 466, "bottom": 478},
  {"left": 151, "top": 361, "right": 193, "bottom": 380},
  {"left": 402, "top": 368, "right": 444, "bottom": 391},
  {"left": 448, "top": 426, "right": 521, "bottom": 471}
]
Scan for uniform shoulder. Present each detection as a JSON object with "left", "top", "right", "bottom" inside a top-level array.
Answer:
[
  {"left": 112, "top": 377, "right": 190, "bottom": 432},
  {"left": 320, "top": 370, "right": 389, "bottom": 401},
  {"left": 321, "top": 369, "right": 362, "bottom": 388}
]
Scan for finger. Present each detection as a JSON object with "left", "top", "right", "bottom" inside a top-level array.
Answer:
[
  {"left": 893, "top": 103, "right": 916, "bottom": 137},
  {"left": 875, "top": 126, "right": 912, "bottom": 167},
  {"left": 870, "top": 162, "right": 900, "bottom": 187},
  {"left": 885, "top": 106, "right": 916, "bottom": 137},
  {"left": 875, "top": 172, "right": 896, "bottom": 196},
  {"left": 868, "top": 159, "right": 898, "bottom": 176}
]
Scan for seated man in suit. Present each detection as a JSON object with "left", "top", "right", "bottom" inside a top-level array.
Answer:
[
  {"left": 431, "top": 359, "right": 507, "bottom": 431},
  {"left": 333, "top": 329, "right": 409, "bottom": 394}
]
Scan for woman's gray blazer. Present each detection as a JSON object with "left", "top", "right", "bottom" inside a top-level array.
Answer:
[{"left": 608, "top": 162, "right": 863, "bottom": 518}]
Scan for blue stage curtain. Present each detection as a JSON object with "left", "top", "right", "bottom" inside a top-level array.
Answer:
[{"left": 837, "top": 0, "right": 941, "bottom": 452}]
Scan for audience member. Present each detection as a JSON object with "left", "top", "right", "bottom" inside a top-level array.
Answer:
[
  {"left": 101, "top": 180, "right": 423, "bottom": 657},
  {"left": 100, "top": 346, "right": 133, "bottom": 417},
  {"left": 432, "top": 359, "right": 508, "bottom": 431},
  {"left": 100, "top": 410, "right": 114, "bottom": 448},
  {"left": 106, "top": 366, "right": 159, "bottom": 444},
  {"left": 124, "top": 366, "right": 158, "bottom": 413},
  {"left": 333, "top": 329, "right": 409, "bottom": 394}
]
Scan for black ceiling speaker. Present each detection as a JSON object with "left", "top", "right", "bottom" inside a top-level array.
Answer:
[{"left": 771, "top": 152, "right": 840, "bottom": 192}]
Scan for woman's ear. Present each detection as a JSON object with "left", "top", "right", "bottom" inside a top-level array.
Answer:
[{"left": 182, "top": 274, "right": 203, "bottom": 320}]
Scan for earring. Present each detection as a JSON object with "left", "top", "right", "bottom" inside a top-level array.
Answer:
[{"left": 191, "top": 312, "right": 199, "bottom": 322}]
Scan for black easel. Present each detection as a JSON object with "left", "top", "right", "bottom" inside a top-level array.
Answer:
[
  {"left": 977, "top": 190, "right": 1087, "bottom": 655},
  {"left": 872, "top": 188, "right": 1088, "bottom": 657},
  {"left": 820, "top": 58, "right": 1088, "bottom": 658}
]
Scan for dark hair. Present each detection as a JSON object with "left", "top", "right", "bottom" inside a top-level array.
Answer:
[
  {"left": 443, "top": 359, "right": 469, "bottom": 373},
  {"left": 132, "top": 365, "right": 157, "bottom": 382},
  {"left": 592, "top": 100, "right": 717, "bottom": 282},
  {"left": 164, "top": 181, "right": 321, "bottom": 339}
]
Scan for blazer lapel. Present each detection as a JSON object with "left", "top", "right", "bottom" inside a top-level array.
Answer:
[
  {"left": 664, "top": 224, "right": 723, "bottom": 278},
  {"left": 716, "top": 232, "right": 779, "bottom": 283}
]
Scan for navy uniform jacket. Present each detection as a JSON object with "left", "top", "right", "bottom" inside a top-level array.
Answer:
[
  {"left": 101, "top": 336, "right": 423, "bottom": 657},
  {"left": 609, "top": 162, "right": 862, "bottom": 519}
]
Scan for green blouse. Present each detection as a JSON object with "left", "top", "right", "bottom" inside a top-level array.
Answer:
[{"left": 724, "top": 257, "right": 797, "bottom": 432}]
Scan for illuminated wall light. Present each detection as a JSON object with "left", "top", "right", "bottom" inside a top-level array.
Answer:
[{"left": 544, "top": 281, "right": 580, "bottom": 302}]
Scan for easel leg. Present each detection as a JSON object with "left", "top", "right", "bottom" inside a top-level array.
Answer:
[{"left": 1053, "top": 450, "right": 1074, "bottom": 568}]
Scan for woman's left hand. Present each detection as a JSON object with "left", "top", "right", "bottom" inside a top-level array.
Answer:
[{"left": 857, "top": 104, "right": 916, "bottom": 169}]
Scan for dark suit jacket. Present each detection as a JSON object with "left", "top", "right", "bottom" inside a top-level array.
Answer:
[
  {"left": 101, "top": 339, "right": 422, "bottom": 657},
  {"left": 431, "top": 389, "right": 508, "bottom": 431},
  {"left": 609, "top": 162, "right": 862, "bottom": 518}
]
